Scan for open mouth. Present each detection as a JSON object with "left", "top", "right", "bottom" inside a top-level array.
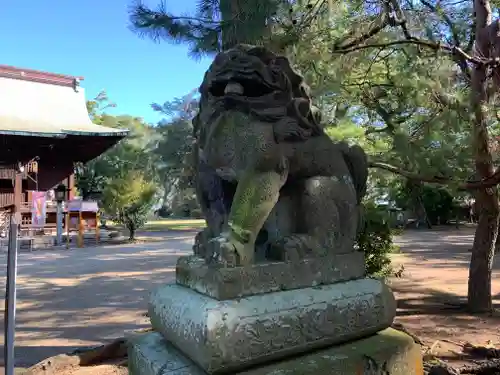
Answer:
[{"left": 209, "top": 78, "right": 274, "bottom": 98}]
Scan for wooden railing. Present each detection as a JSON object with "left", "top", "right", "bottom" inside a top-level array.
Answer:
[
  {"left": 0, "top": 161, "right": 38, "bottom": 179},
  {"left": 1, "top": 195, "right": 61, "bottom": 210},
  {"left": 20, "top": 201, "right": 58, "bottom": 212},
  {"left": 0, "top": 192, "right": 14, "bottom": 208},
  {"left": 0, "top": 169, "right": 15, "bottom": 179}
]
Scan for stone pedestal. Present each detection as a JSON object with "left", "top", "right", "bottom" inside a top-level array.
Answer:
[
  {"left": 129, "top": 328, "right": 423, "bottom": 375},
  {"left": 129, "top": 254, "right": 424, "bottom": 375}
]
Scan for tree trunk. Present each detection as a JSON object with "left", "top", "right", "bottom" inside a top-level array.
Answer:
[
  {"left": 219, "top": 0, "right": 243, "bottom": 50},
  {"left": 160, "top": 176, "right": 174, "bottom": 213},
  {"left": 408, "top": 181, "right": 432, "bottom": 228},
  {"left": 468, "top": 0, "right": 500, "bottom": 313},
  {"left": 219, "top": 0, "right": 270, "bottom": 50},
  {"left": 469, "top": 190, "right": 498, "bottom": 312},
  {"left": 128, "top": 225, "right": 136, "bottom": 241}
]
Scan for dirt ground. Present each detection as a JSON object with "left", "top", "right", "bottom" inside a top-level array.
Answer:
[
  {"left": 391, "top": 226, "right": 500, "bottom": 369},
  {"left": 0, "top": 233, "right": 195, "bottom": 375},
  {"left": 4, "top": 226, "right": 500, "bottom": 374}
]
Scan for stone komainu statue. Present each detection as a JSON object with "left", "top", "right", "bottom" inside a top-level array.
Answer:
[{"left": 192, "top": 44, "right": 368, "bottom": 266}]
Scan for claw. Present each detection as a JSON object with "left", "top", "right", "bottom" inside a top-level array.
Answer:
[{"left": 206, "top": 236, "right": 239, "bottom": 267}]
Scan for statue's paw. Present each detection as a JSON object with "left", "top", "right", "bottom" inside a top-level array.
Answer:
[
  {"left": 267, "top": 234, "right": 307, "bottom": 262},
  {"left": 193, "top": 228, "right": 212, "bottom": 259},
  {"left": 206, "top": 236, "right": 239, "bottom": 267},
  {"left": 267, "top": 234, "right": 325, "bottom": 262}
]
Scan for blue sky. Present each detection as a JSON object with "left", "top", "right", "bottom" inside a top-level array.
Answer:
[{"left": 0, "top": 0, "right": 212, "bottom": 124}]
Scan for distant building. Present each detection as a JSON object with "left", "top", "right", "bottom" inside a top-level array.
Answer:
[{"left": 0, "top": 65, "right": 127, "bottom": 234}]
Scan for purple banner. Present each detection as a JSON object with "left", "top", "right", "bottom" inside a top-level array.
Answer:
[{"left": 31, "top": 191, "right": 47, "bottom": 228}]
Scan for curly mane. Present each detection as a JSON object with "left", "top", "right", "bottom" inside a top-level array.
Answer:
[{"left": 193, "top": 44, "right": 324, "bottom": 144}]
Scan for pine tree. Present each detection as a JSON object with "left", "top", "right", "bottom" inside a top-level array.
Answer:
[
  {"left": 129, "top": 0, "right": 286, "bottom": 56},
  {"left": 128, "top": 0, "right": 500, "bottom": 311}
]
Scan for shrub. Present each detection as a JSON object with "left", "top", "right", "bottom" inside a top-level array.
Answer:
[
  {"left": 156, "top": 206, "right": 172, "bottom": 218},
  {"left": 101, "top": 171, "right": 157, "bottom": 240},
  {"left": 356, "top": 202, "right": 400, "bottom": 277}
]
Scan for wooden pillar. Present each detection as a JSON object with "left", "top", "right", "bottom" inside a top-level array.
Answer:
[
  {"left": 65, "top": 212, "right": 70, "bottom": 249},
  {"left": 68, "top": 174, "right": 75, "bottom": 200},
  {"left": 78, "top": 211, "right": 83, "bottom": 248},
  {"left": 95, "top": 212, "right": 100, "bottom": 245}
]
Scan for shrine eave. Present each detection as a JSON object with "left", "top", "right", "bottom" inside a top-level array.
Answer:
[
  {"left": 0, "top": 126, "right": 129, "bottom": 138},
  {"left": 0, "top": 65, "right": 129, "bottom": 139}
]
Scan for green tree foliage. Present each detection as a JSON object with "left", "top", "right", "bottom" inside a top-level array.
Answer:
[
  {"left": 102, "top": 171, "right": 157, "bottom": 240},
  {"left": 128, "top": 0, "right": 475, "bottom": 195},
  {"left": 152, "top": 92, "right": 201, "bottom": 216},
  {"left": 79, "top": 90, "right": 202, "bottom": 224},
  {"left": 76, "top": 91, "right": 159, "bottom": 200},
  {"left": 127, "top": 0, "right": 500, "bottom": 310},
  {"left": 77, "top": 91, "right": 161, "bottom": 238},
  {"left": 392, "top": 182, "right": 456, "bottom": 226},
  {"left": 308, "top": 0, "right": 499, "bottom": 312}
]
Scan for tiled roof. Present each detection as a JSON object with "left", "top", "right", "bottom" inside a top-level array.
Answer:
[{"left": 0, "top": 65, "right": 128, "bottom": 138}]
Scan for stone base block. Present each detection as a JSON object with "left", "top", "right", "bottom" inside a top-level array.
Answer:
[
  {"left": 176, "top": 252, "right": 365, "bottom": 300},
  {"left": 128, "top": 328, "right": 424, "bottom": 375},
  {"left": 148, "top": 278, "right": 396, "bottom": 374}
]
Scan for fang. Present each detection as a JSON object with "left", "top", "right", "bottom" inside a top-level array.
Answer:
[{"left": 224, "top": 82, "right": 244, "bottom": 95}]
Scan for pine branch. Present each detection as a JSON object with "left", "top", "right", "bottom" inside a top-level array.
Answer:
[
  {"left": 333, "top": 39, "right": 485, "bottom": 66},
  {"left": 419, "top": 0, "right": 471, "bottom": 78},
  {"left": 128, "top": 1, "right": 222, "bottom": 57},
  {"left": 330, "top": 0, "right": 494, "bottom": 71},
  {"left": 333, "top": 14, "right": 389, "bottom": 52},
  {"left": 369, "top": 161, "right": 500, "bottom": 190}
]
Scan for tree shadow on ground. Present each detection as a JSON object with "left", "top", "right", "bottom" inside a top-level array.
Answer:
[
  {"left": 393, "top": 226, "right": 500, "bottom": 271},
  {"left": 394, "top": 227, "right": 500, "bottom": 276},
  {"left": 0, "top": 236, "right": 193, "bottom": 367},
  {"left": 392, "top": 281, "right": 500, "bottom": 345},
  {"left": 391, "top": 227, "right": 500, "bottom": 351},
  {"left": 394, "top": 284, "right": 500, "bottom": 316}
]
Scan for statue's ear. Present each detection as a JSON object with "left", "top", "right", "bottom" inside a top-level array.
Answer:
[
  {"left": 247, "top": 46, "right": 276, "bottom": 64},
  {"left": 271, "top": 57, "right": 304, "bottom": 93},
  {"left": 213, "top": 52, "right": 224, "bottom": 64}
]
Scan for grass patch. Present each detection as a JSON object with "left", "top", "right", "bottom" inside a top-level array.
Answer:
[
  {"left": 105, "top": 218, "right": 206, "bottom": 234},
  {"left": 141, "top": 219, "right": 206, "bottom": 232}
]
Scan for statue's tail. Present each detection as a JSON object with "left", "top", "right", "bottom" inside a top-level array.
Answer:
[
  {"left": 342, "top": 145, "right": 369, "bottom": 205},
  {"left": 342, "top": 145, "right": 368, "bottom": 238}
]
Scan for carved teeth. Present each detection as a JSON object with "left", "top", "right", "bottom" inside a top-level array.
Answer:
[
  {"left": 224, "top": 82, "right": 244, "bottom": 95},
  {"left": 216, "top": 167, "right": 237, "bottom": 180}
]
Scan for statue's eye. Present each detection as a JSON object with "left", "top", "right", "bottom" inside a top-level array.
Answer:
[{"left": 210, "top": 81, "right": 227, "bottom": 97}]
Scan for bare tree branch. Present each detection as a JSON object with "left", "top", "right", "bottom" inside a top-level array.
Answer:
[
  {"left": 365, "top": 126, "right": 392, "bottom": 135},
  {"left": 419, "top": 0, "right": 471, "bottom": 78},
  {"left": 333, "top": 38, "right": 487, "bottom": 67},
  {"left": 369, "top": 161, "right": 500, "bottom": 190},
  {"left": 333, "top": 14, "right": 389, "bottom": 51},
  {"left": 420, "top": 0, "right": 460, "bottom": 46}
]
